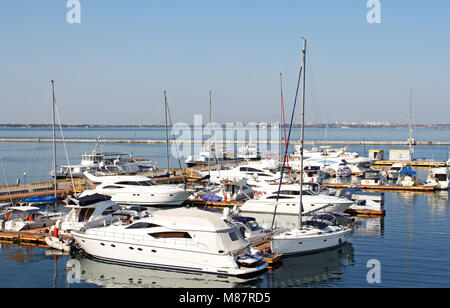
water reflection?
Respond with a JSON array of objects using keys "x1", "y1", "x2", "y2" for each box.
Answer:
[
  {"x1": 353, "y1": 216, "x2": 385, "y2": 237},
  {"x1": 266, "y1": 243, "x2": 355, "y2": 287},
  {"x1": 427, "y1": 191, "x2": 449, "y2": 215},
  {"x1": 75, "y1": 256, "x2": 264, "y2": 288}
]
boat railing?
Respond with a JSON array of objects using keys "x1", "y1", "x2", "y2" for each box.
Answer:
[{"x1": 86, "y1": 229, "x2": 209, "y2": 250}]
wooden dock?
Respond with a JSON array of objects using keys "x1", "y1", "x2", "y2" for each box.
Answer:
[
  {"x1": 373, "y1": 160, "x2": 446, "y2": 168},
  {"x1": 322, "y1": 183, "x2": 436, "y2": 192},
  {"x1": 0, "y1": 228, "x2": 51, "y2": 247}
]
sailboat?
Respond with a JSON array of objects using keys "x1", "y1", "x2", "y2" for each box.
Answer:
[
  {"x1": 397, "y1": 88, "x2": 421, "y2": 187},
  {"x1": 269, "y1": 39, "x2": 354, "y2": 256}
]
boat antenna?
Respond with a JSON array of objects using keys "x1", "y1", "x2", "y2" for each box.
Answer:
[
  {"x1": 51, "y1": 80, "x2": 58, "y2": 200},
  {"x1": 270, "y1": 40, "x2": 304, "y2": 230}
]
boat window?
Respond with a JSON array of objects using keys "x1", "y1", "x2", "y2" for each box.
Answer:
[
  {"x1": 101, "y1": 206, "x2": 117, "y2": 216},
  {"x1": 257, "y1": 173, "x2": 270, "y2": 177},
  {"x1": 126, "y1": 222, "x2": 161, "y2": 229},
  {"x1": 228, "y1": 231, "x2": 239, "y2": 241},
  {"x1": 149, "y1": 232, "x2": 192, "y2": 239},
  {"x1": 266, "y1": 196, "x2": 294, "y2": 199},
  {"x1": 116, "y1": 181, "x2": 155, "y2": 186},
  {"x1": 78, "y1": 208, "x2": 95, "y2": 222},
  {"x1": 246, "y1": 167, "x2": 263, "y2": 173},
  {"x1": 436, "y1": 174, "x2": 448, "y2": 181},
  {"x1": 102, "y1": 185, "x2": 125, "y2": 189}
]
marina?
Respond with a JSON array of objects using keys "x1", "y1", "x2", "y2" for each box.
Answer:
[
  {"x1": 1, "y1": 126, "x2": 449, "y2": 287},
  {"x1": 2, "y1": 1, "x2": 450, "y2": 291}
]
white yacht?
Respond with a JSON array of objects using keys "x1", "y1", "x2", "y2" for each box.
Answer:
[
  {"x1": 237, "y1": 144, "x2": 262, "y2": 161},
  {"x1": 191, "y1": 178, "x2": 253, "y2": 202},
  {"x1": 71, "y1": 207, "x2": 268, "y2": 277},
  {"x1": 205, "y1": 160, "x2": 294, "y2": 187},
  {"x1": 81, "y1": 172, "x2": 192, "y2": 206},
  {"x1": 270, "y1": 213, "x2": 354, "y2": 256},
  {"x1": 57, "y1": 194, "x2": 122, "y2": 232},
  {"x1": 51, "y1": 151, "x2": 142, "y2": 179},
  {"x1": 396, "y1": 168, "x2": 421, "y2": 187},
  {"x1": 387, "y1": 163, "x2": 406, "y2": 180},
  {"x1": 302, "y1": 166, "x2": 326, "y2": 183},
  {"x1": 1, "y1": 206, "x2": 62, "y2": 232},
  {"x1": 336, "y1": 165, "x2": 352, "y2": 177},
  {"x1": 360, "y1": 170, "x2": 386, "y2": 186},
  {"x1": 185, "y1": 144, "x2": 236, "y2": 167},
  {"x1": 425, "y1": 167, "x2": 449, "y2": 190},
  {"x1": 240, "y1": 184, "x2": 353, "y2": 216},
  {"x1": 270, "y1": 39, "x2": 354, "y2": 256}
]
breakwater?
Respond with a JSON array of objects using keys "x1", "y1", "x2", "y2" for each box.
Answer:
[{"x1": 1, "y1": 138, "x2": 450, "y2": 146}]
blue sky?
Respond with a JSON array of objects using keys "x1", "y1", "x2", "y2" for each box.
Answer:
[{"x1": 0, "y1": 1, "x2": 449, "y2": 125}]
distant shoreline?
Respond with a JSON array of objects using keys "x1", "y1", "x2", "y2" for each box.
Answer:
[
  {"x1": 1, "y1": 138, "x2": 449, "y2": 146},
  {"x1": 1, "y1": 124, "x2": 449, "y2": 129}
]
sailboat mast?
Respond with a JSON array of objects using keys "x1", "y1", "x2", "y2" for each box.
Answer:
[
  {"x1": 298, "y1": 38, "x2": 307, "y2": 229},
  {"x1": 409, "y1": 88, "x2": 413, "y2": 167},
  {"x1": 164, "y1": 91, "x2": 170, "y2": 184},
  {"x1": 51, "y1": 80, "x2": 57, "y2": 199},
  {"x1": 208, "y1": 91, "x2": 212, "y2": 178},
  {"x1": 279, "y1": 73, "x2": 283, "y2": 163}
]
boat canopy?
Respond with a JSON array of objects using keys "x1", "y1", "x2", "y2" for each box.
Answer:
[
  {"x1": 73, "y1": 194, "x2": 112, "y2": 207},
  {"x1": 21, "y1": 195, "x2": 57, "y2": 204},
  {"x1": 399, "y1": 168, "x2": 416, "y2": 175},
  {"x1": 232, "y1": 216, "x2": 256, "y2": 224}
]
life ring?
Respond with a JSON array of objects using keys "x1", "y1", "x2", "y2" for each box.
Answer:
[
  {"x1": 25, "y1": 215, "x2": 33, "y2": 222},
  {"x1": 4, "y1": 213, "x2": 10, "y2": 220},
  {"x1": 255, "y1": 191, "x2": 262, "y2": 200}
]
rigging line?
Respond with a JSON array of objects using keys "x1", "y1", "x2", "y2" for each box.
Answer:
[
  {"x1": 54, "y1": 103, "x2": 77, "y2": 196},
  {"x1": 280, "y1": 73, "x2": 290, "y2": 176},
  {"x1": 0, "y1": 154, "x2": 14, "y2": 205},
  {"x1": 165, "y1": 96, "x2": 186, "y2": 184},
  {"x1": 270, "y1": 64, "x2": 303, "y2": 231}
]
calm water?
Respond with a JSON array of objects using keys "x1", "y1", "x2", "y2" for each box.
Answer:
[{"x1": 0, "y1": 128, "x2": 449, "y2": 288}]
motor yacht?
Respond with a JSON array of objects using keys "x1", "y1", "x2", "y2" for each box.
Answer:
[
  {"x1": 205, "y1": 160, "x2": 294, "y2": 187},
  {"x1": 1, "y1": 206, "x2": 63, "y2": 232},
  {"x1": 387, "y1": 163, "x2": 406, "y2": 180},
  {"x1": 241, "y1": 184, "x2": 353, "y2": 216},
  {"x1": 51, "y1": 151, "x2": 142, "y2": 179},
  {"x1": 71, "y1": 207, "x2": 268, "y2": 277},
  {"x1": 425, "y1": 167, "x2": 449, "y2": 190},
  {"x1": 360, "y1": 170, "x2": 386, "y2": 186},
  {"x1": 81, "y1": 172, "x2": 192, "y2": 206},
  {"x1": 185, "y1": 144, "x2": 236, "y2": 167},
  {"x1": 56, "y1": 193, "x2": 122, "y2": 232},
  {"x1": 237, "y1": 144, "x2": 262, "y2": 161}
]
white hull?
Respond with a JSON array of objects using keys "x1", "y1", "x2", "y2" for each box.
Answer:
[
  {"x1": 240, "y1": 198, "x2": 352, "y2": 216},
  {"x1": 72, "y1": 231, "x2": 266, "y2": 277},
  {"x1": 103, "y1": 190, "x2": 192, "y2": 206},
  {"x1": 270, "y1": 227, "x2": 353, "y2": 256}
]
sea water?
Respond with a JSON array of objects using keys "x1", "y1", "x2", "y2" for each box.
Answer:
[{"x1": 0, "y1": 127, "x2": 449, "y2": 288}]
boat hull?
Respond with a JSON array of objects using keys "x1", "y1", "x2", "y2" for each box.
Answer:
[
  {"x1": 72, "y1": 232, "x2": 267, "y2": 277},
  {"x1": 270, "y1": 228, "x2": 353, "y2": 256}
]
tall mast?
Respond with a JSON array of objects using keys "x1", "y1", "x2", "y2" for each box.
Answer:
[
  {"x1": 298, "y1": 38, "x2": 307, "y2": 229},
  {"x1": 279, "y1": 73, "x2": 283, "y2": 163},
  {"x1": 164, "y1": 91, "x2": 170, "y2": 184},
  {"x1": 51, "y1": 80, "x2": 57, "y2": 199},
  {"x1": 208, "y1": 91, "x2": 212, "y2": 179},
  {"x1": 408, "y1": 88, "x2": 413, "y2": 168}
]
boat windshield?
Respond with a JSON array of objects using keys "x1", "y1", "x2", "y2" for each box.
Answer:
[{"x1": 115, "y1": 181, "x2": 156, "y2": 186}]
